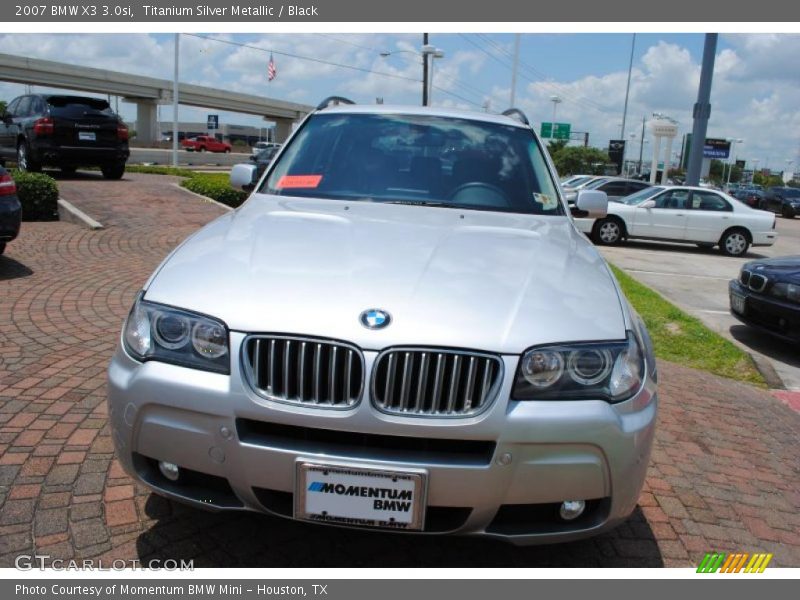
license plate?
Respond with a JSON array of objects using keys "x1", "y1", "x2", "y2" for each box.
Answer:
[
  {"x1": 295, "y1": 462, "x2": 427, "y2": 530},
  {"x1": 78, "y1": 131, "x2": 96, "y2": 141},
  {"x1": 730, "y1": 292, "x2": 746, "y2": 315}
]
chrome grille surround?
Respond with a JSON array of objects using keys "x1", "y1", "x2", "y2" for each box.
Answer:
[
  {"x1": 371, "y1": 347, "x2": 504, "y2": 418},
  {"x1": 242, "y1": 335, "x2": 364, "y2": 409}
]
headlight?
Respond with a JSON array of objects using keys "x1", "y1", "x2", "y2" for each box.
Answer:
[
  {"x1": 513, "y1": 332, "x2": 643, "y2": 402},
  {"x1": 123, "y1": 293, "x2": 230, "y2": 374},
  {"x1": 770, "y1": 282, "x2": 800, "y2": 304}
]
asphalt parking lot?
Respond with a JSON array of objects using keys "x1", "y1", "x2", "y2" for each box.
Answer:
[
  {"x1": 597, "y1": 217, "x2": 800, "y2": 391},
  {"x1": 0, "y1": 172, "x2": 798, "y2": 568}
]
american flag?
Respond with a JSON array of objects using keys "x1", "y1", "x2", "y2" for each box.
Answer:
[{"x1": 268, "y1": 53, "x2": 277, "y2": 82}]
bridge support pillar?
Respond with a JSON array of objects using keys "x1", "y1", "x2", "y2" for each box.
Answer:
[
  {"x1": 132, "y1": 99, "x2": 159, "y2": 145},
  {"x1": 273, "y1": 119, "x2": 294, "y2": 143}
]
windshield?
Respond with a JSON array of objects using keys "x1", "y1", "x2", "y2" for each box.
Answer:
[
  {"x1": 563, "y1": 175, "x2": 591, "y2": 187},
  {"x1": 261, "y1": 113, "x2": 564, "y2": 216},
  {"x1": 618, "y1": 186, "x2": 663, "y2": 205}
]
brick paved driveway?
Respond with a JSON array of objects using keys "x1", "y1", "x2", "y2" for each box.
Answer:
[{"x1": 1, "y1": 172, "x2": 798, "y2": 568}]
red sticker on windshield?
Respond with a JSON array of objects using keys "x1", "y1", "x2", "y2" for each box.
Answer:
[{"x1": 277, "y1": 175, "x2": 323, "y2": 189}]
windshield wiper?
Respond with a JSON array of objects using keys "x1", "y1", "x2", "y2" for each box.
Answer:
[{"x1": 382, "y1": 200, "x2": 452, "y2": 208}]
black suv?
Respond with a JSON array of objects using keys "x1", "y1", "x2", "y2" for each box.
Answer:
[
  {"x1": 0, "y1": 94, "x2": 129, "y2": 178},
  {"x1": 761, "y1": 186, "x2": 800, "y2": 219}
]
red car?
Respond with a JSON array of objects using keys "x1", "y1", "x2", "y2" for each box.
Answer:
[{"x1": 180, "y1": 135, "x2": 231, "y2": 153}]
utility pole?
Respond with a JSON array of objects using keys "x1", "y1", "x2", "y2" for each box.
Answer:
[
  {"x1": 686, "y1": 33, "x2": 718, "y2": 186},
  {"x1": 620, "y1": 33, "x2": 636, "y2": 139},
  {"x1": 510, "y1": 33, "x2": 520, "y2": 107},
  {"x1": 422, "y1": 33, "x2": 429, "y2": 107}
]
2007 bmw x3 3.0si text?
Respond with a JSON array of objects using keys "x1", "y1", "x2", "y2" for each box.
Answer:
[{"x1": 108, "y1": 99, "x2": 657, "y2": 545}]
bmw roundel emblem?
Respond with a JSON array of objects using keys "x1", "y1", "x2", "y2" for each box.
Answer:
[{"x1": 360, "y1": 309, "x2": 391, "y2": 330}]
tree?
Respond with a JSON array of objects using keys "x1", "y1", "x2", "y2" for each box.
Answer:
[
  {"x1": 550, "y1": 146, "x2": 611, "y2": 176},
  {"x1": 547, "y1": 139, "x2": 568, "y2": 154}
]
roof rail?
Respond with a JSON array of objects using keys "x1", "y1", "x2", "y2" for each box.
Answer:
[
  {"x1": 501, "y1": 108, "x2": 530, "y2": 126},
  {"x1": 316, "y1": 96, "x2": 356, "y2": 110}
]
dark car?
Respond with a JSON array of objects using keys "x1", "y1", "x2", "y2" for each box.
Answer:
[
  {"x1": 761, "y1": 186, "x2": 800, "y2": 218},
  {"x1": 248, "y1": 145, "x2": 280, "y2": 179},
  {"x1": 732, "y1": 187, "x2": 765, "y2": 208},
  {"x1": 0, "y1": 166, "x2": 21, "y2": 255},
  {"x1": 729, "y1": 257, "x2": 800, "y2": 344},
  {"x1": 0, "y1": 94, "x2": 129, "y2": 179}
]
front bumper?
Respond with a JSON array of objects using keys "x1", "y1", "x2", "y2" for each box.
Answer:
[
  {"x1": 729, "y1": 279, "x2": 800, "y2": 344},
  {"x1": 751, "y1": 230, "x2": 778, "y2": 247},
  {"x1": 108, "y1": 332, "x2": 657, "y2": 545}
]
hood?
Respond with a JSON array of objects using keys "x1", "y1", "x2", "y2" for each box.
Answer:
[
  {"x1": 745, "y1": 256, "x2": 800, "y2": 284},
  {"x1": 144, "y1": 194, "x2": 627, "y2": 353}
]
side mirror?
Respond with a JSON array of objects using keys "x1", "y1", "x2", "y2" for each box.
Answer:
[
  {"x1": 639, "y1": 199, "x2": 656, "y2": 209},
  {"x1": 230, "y1": 163, "x2": 258, "y2": 191},
  {"x1": 571, "y1": 190, "x2": 608, "y2": 219}
]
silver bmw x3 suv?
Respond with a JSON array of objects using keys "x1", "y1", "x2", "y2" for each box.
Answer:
[{"x1": 108, "y1": 98, "x2": 657, "y2": 545}]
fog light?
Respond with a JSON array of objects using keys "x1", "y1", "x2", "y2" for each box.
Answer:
[
  {"x1": 559, "y1": 500, "x2": 586, "y2": 521},
  {"x1": 158, "y1": 461, "x2": 180, "y2": 482}
]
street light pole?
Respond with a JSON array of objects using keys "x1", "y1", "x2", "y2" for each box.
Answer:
[
  {"x1": 172, "y1": 33, "x2": 179, "y2": 168},
  {"x1": 725, "y1": 138, "x2": 743, "y2": 189},
  {"x1": 686, "y1": 33, "x2": 718, "y2": 186}
]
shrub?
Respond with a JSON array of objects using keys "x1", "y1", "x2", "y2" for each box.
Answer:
[
  {"x1": 12, "y1": 170, "x2": 59, "y2": 221},
  {"x1": 125, "y1": 165, "x2": 197, "y2": 177},
  {"x1": 180, "y1": 173, "x2": 248, "y2": 208}
]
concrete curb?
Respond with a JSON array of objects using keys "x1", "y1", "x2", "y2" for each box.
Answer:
[
  {"x1": 747, "y1": 352, "x2": 786, "y2": 390},
  {"x1": 170, "y1": 182, "x2": 235, "y2": 212},
  {"x1": 57, "y1": 198, "x2": 103, "y2": 230}
]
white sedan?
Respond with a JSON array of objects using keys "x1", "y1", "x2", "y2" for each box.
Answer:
[{"x1": 574, "y1": 185, "x2": 778, "y2": 256}]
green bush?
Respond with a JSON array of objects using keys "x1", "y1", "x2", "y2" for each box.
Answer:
[
  {"x1": 125, "y1": 165, "x2": 198, "y2": 177},
  {"x1": 12, "y1": 170, "x2": 59, "y2": 221},
  {"x1": 180, "y1": 173, "x2": 248, "y2": 208}
]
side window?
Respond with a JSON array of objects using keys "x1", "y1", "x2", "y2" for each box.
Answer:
[
  {"x1": 5, "y1": 98, "x2": 20, "y2": 117},
  {"x1": 692, "y1": 191, "x2": 731, "y2": 212},
  {"x1": 653, "y1": 189, "x2": 689, "y2": 209},
  {"x1": 600, "y1": 182, "x2": 628, "y2": 196},
  {"x1": 31, "y1": 97, "x2": 46, "y2": 116},
  {"x1": 15, "y1": 96, "x2": 32, "y2": 118}
]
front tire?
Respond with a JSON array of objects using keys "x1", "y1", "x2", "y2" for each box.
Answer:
[
  {"x1": 782, "y1": 205, "x2": 795, "y2": 219},
  {"x1": 719, "y1": 229, "x2": 750, "y2": 257},
  {"x1": 101, "y1": 163, "x2": 125, "y2": 180},
  {"x1": 592, "y1": 218, "x2": 624, "y2": 245},
  {"x1": 17, "y1": 142, "x2": 41, "y2": 172}
]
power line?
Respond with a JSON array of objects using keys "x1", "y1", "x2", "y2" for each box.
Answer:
[
  {"x1": 461, "y1": 33, "x2": 607, "y2": 115},
  {"x1": 185, "y1": 33, "x2": 486, "y2": 108}
]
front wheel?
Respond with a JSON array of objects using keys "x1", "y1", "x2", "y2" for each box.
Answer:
[
  {"x1": 101, "y1": 163, "x2": 125, "y2": 180},
  {"x1": 592, "y1": 218, "x2": 624, "y2": 245},
  {"x1": 782, "y1": 205, "x2": 795, "y2": 219},
  {"x1": 719, "y1": 229, "x2": 750, "y2": 257}
]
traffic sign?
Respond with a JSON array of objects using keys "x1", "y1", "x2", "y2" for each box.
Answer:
[
  {"x1": 207, "y1": 114, "x2": 219, "y2": 130},
  {"x1": 540, "y1": 122, "x2": 571, "y2": 140}
]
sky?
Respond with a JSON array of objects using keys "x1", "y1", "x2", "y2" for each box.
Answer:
[{"x1": 0, "y1": 32, "x2": 798, "y2": 171}]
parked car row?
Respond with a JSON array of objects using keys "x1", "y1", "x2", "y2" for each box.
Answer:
[{"x1": 0, "y1": 94, "x2": 129, "y2": 178}]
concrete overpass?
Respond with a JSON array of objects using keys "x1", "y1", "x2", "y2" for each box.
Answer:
[{"x1": 0, "y1": 52, "x2": 313, "y2": 143}]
